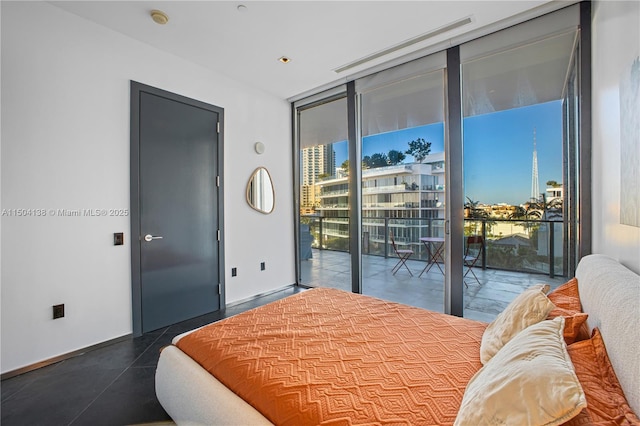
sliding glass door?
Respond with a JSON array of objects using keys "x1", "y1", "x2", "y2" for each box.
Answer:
[
  {"x1": 297, "y1": 93, "x2": 351, "y2": 290},
  {"x1": 563, "y1": 44, "x2": 581, "y2": 278},
  {"x1": 356, "y1": 58, "x2": 447, "y2": 312},
  {"x1": 460, "y1": 13, "x2": 580, "y2": 320}
]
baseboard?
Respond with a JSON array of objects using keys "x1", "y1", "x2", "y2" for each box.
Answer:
[
  {"x1": 1, "y1": 334, "x2": 133, "y2": 380},
  {"x1": 225, "y1": 283, "x2": 299, "y2": 308},
  {"x1": 2, "y1": 286, "x2": 302, "y2": 380}
]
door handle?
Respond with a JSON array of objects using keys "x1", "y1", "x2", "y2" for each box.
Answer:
[{"x1": 144, "y1": 234, "x2": 164, "y2": 242}]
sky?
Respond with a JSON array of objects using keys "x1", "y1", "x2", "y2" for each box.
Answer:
[{"x1": 332, "y1": 100, "x2": 562, "y2": 206}]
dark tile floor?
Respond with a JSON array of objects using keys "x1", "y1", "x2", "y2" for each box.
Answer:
[
  {"x1": 1, "y1": 259, "x2": 565, "y2": 425},
  {"x1": 1, "y1": 286, "x2": 304, "y2": 426}
]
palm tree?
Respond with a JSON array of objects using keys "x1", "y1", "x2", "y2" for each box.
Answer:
[
  {"x1": 464, "y1": 197, "x2": 491, "y2": 235},
  {"x1": 464, "y1": 197, "x2": 488, "y2": 219},
  {"x1": 510, "y1": 203, "x2": 540, "y2": 237},
  {"x1": 545, "y1": 196, "x2": 563, "y2": 213},
  {"x1": 523, "y1": 201, "x2": 543, "y2": 219},
  {"x1": 508, "y1": 206, "x2": 528, "y2": 220}
]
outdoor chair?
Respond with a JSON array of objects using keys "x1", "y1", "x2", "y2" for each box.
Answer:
[
  {"x1": 463, "y1": 235, "x2": 484, "y2": 286},
  {"x1": 390, "y1": 230, "x2": 414, "y2": 276}
]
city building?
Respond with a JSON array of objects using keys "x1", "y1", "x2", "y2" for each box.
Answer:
[
  {"x1": 301, "y1": 144, "x2": 336, "y2": 213},
  {"x1": 538, "y1": 184, "x2": 565, "y2": 258},
  {"x1": 312, "y1": 153, "x2": 445, "y2": 254}
]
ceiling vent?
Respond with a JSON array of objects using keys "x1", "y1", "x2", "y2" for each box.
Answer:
[{"x1": 333, "y1": 16, "x2": 473, "y2": 73}]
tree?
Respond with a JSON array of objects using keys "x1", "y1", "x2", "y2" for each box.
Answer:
[
  {"x1": 546, "y1": 180, "x2": 561, "y2": 188},
  {"x1": 363, "y1": 153, "x2": 389, "y2": 168},
  {"x1": 523, "y1": 200, "x2": 544, "y2": 220},
  {"x1": 509, "y1": 203, "x2": 541, "y2": 236},
  {"x1": 464, "y1": 197, "x2": 489, "y2": 220},
  {"x1": 546, "y1": 196, "x2": 563, "y2": 212},
  {"x1": 405, "y1": 138, "x2": 431, "y2": 163},
  {"x1": 370, "y1": 153, "x2": 389, "y2": 167},
  {"x1": 388, "y1": 149, "x2": 406, "y2": 165},
  {"x1": 464, "y1": 197, "x2": 491, "y2": 235},
  {"x1": 341, "y1": 160, "x2": 349, "y2": 177},
  {"x1": 508, "y1": 206, "x2": 528, "y2": 220},
  {"x1": 534, "y1": 194, "x2": 563, "y2": 221}
]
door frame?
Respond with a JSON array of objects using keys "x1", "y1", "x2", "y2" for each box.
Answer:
[{"x1": 129, "y1": 81, "x2": 225, "y2": 337}]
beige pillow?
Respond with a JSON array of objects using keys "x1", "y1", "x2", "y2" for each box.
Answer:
[
  {"x1": 455, "y1": 317, "x2": 586, "y2": 426},
  {"x1": 480, "y1": 284, "x2": 555, "y2": 364}
]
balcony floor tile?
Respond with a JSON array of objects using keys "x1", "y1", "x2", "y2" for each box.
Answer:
[{"x1": 301, "y1": 249, "x2": 565, "y2": 322}]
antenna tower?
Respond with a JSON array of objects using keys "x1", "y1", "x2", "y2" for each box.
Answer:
[{"x1": 531, "y1": 128, "x2": 540, "y2": 202}]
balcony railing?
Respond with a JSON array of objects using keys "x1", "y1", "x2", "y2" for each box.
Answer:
[{"x1": 300, "y1": 216, "x2": 566, "y2": 277}]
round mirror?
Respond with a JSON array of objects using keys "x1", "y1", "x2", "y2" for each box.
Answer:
[{"x1": 246, "y1": 167, "x2": 275, "y2": 214}]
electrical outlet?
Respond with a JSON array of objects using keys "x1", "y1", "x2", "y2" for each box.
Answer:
[
  {"x1": 260, "y1": 262, "x2": 265, "y2": 271},
  {"x1": 231, "y1": 267, "x2": 237, "y2": 277},
  {"x1": 53, "y1": 304, "x2": 65, "y2": 319}
]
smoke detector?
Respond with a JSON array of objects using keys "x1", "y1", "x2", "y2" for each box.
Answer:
[{"x1": 150, "y1": 10, "x2": 169, "y2": 25}]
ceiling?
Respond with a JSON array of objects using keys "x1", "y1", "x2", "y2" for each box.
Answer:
[{"x1": 50, "y1": 1, "x2": 567, "y2": 100}]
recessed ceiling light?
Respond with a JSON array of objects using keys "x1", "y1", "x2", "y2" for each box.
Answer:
[
  {"x1": 150, "y1": 9, "x2": 169, "y2": 25},
  {"x1": 278, "y1": 56, "x2": 292, "y2": 64}
]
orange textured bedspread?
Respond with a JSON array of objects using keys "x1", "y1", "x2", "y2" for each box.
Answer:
[{"x1": 176, "y1": 287, "x2": 487, "y2": 425}]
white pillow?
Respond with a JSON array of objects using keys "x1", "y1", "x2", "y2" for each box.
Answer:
[
  {"x1": 455, "y1": 316, "x2": 586, "y2": 426},
  {"x1": 480, "y1": 284, "x2": 555, "y2": 364}
]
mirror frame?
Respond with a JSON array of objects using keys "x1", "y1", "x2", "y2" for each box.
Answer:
[{"x1": 246, "y1": 166, "x2": 275, "y2": 214}]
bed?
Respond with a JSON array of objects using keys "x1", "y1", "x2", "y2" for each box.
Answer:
[{"x1": 156, "y1": 254, "x2": 640, "y2": 425}]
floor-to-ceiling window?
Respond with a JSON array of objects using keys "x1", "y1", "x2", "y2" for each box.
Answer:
[
  {"x1": 563, "y1": 43, "x2": 581, "y2": 277},
  {"x1": 296, "y1": 91, "x2": 351, "y2": 289},
  {"x1": 356, "y1": 55, "x2": 447, "y2": 312},
  {"x1": 459, "y1": 7, "x2": 581, "y2": 320},
  {"x1": 293, "y1": 4, "x2": 587, "y2": 321}
]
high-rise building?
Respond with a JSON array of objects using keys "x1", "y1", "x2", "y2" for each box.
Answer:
[
  {"x1": 301, "y1": 144, "x2": 336, "y2": 211},
  {"x1": 301, "y1": 144, "x2": 335, "y2": 186}
]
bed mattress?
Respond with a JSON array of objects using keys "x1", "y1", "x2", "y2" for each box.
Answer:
[{"x1": 175, "y1": 287, "x2": 487, "y2": 425}]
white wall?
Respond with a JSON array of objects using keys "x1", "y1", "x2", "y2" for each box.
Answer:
[
  {"x1": 591, "y1": 1, "x2": 640, "y2": 274},
  {"x1": 1, "y1": 1, "x2": 295, "y2": 374}
]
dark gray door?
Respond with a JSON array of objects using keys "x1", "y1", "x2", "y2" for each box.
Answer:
[{"x1": 131, "y1": 82, "x2": 222, "y2": 334}]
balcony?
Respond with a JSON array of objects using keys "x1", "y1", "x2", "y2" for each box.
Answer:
[
  {"x1": 300, "y1": 248, "x2": 565, "y2": 323},
  {"x1": 299, "y1": 216, "x2": 567, "y2": 322}
]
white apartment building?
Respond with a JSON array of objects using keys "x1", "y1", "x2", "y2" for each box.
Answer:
[{"x1": 312, "y1": 152, "x2": 446, "y2": 256}]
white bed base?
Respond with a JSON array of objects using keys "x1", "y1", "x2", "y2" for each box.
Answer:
[
  {"x1": 156, "y1": 344, "x2": 273, "y2": 425},
  {"x1": 155, "y1": 254, "x2": 640, "y2": 424}
]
